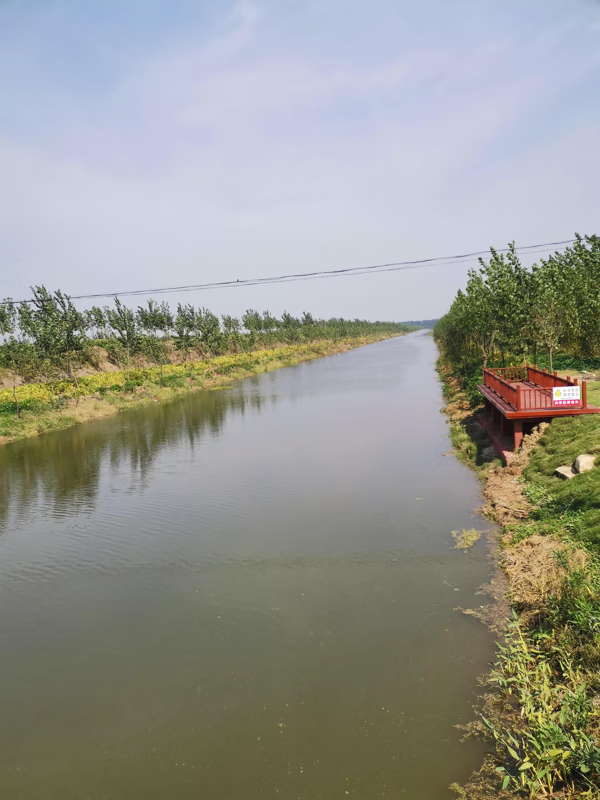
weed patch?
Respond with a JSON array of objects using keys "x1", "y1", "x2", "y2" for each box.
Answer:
[{"x1": 453, "y1": 529, "x2": 482, "y2": 550}]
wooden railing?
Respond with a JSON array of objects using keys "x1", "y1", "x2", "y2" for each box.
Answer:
[
  {"x1": 483, "y1": 369, "x2": 519, "y2": 409},
  {"x1": 518, "y1": 386, "x2": 554, "y2": 411},
  {"x1": 482, "y1": 365, "x2": 587, "y2": 411},
  {"x1": 487, "y1": 366, "x2": 528, "y2": 382},
  {"x1": 526, "y1": 365, "x2": 573, "y2": 389}
]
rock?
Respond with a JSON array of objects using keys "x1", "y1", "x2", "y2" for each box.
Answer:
[
  {"x1": 555, "y1": 465, "x2": 575, "y2": 480},
  {"x1": 574, "y1": 454, "x2": 596, "y2": 474}
]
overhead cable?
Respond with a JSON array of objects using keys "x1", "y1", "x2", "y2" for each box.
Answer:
[{"x1": 2, "y1": 238, "x2": 575, "y2": 305}]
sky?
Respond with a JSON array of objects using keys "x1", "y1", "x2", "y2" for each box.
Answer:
[{"x1": 1, "y1": 0, "x2": 600, "y2": 321}]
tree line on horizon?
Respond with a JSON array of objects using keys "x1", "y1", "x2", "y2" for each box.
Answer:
[
  {"x1": 434, "y1": 234, "x2": 600, "y2": 379},
  {"x1": 0, "y1": 287, "x2": 411, "y2": 386}
]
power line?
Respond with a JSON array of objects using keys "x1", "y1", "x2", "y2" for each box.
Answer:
[{"x1": 2, "y1": 238, "x2": 575, "y2": 305}]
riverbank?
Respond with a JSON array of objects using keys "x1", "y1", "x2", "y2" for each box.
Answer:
[
  {"x1": 439, "y1": 357, "x2": 600, "y2": 798},
  {"x1": 0, "y1": 335, "x2": 398, "y2": 447}
]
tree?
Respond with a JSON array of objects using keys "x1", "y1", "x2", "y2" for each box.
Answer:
[
  {"x1": 174, "y1": 304, "x2": 197, "y2": 354},
  {"x1": 86, "y1": 306, "x2": 107, "y2": 340},
  {"x1": 195, "y1": 308, "x2": 222, "y2": 354},
  {"x1": 222, "y1": 315, "x2": 240, "y2": 336},
  {"x1": 529, "y1": 257, "x2": 570, "y2": 372},
  {"x1": 242, "y1": 309, "x2": 262, "y2": 335},
  {"x1": 18, "y1": 286, "x2": 89, "y2": 379},
  {"x1": 0, "y1": 283, "x2": 427, "y2": 401},
  {"x1": 261, "y1": 311, "x2": 278, "y2": 345},
  {"x1": 463, "y1": 271, "x2": 497, "y2": 367},
  {"x1": 0, "y1": 301, "x2": 21, "y2": 417},
  {"x1": 104, "y1": 298, "x2": 140, "y2": 372},
  {"x1": 137, "y1": 299, "x2": 173, "y2": 339},
  {"x1": 434, "y1": 236, "x2": 600, "y2": 380},
  {"x1": 222, "y1": 315, "x2": 241, "y2": 351},
  {"x1": 279, "y1": 311, "x2": 301, "y2": 342},
  {"x1": 137, "y1": 299, "x2": 173, "y2": 383},
  {"x1": 0, "y1": 299, "x2": 15, "y2": 339},
  {"x1": 564, "y1": 234, "x2": 600, "y2": 357}
]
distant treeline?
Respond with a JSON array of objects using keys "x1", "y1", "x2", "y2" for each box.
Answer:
[
  {"x1": 0, "y1": 287, "x2": 411, "y2": 384},
  {"x1": 401, "y1": 318, "x2": 439, "y2": 328},
  {"x1": 434, "y1": 234, "x2": 600, "y2": 377}
]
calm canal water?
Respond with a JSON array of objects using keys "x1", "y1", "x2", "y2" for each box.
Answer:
[{"x1": 0, "y1": 331, "x2": 494, "y2": 799}]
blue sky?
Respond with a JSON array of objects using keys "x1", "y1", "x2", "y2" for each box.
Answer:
[{"x1": 1, "y1": 0, "x2": 600, "y2": 320}]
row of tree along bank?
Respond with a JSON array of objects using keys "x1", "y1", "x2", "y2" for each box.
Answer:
[
  {"x1": 0, "y1": 287, "x2": 412, "y2": 389},
  {"x1": 434, "y1": 234, "x2": 600, "y2": 405},
  {"x1": 434, "y1": 235, "x2": 600, "y2": 798},
  {"x1": 1, "y1": 339, "x2": 398, "y2": 445},
  {"x1": 0, "y1": 288, "x2": 413, "y2": 444}
]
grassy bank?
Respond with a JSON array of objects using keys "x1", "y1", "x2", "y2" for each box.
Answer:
[
  {"x1": 0, "y1": 335, "x2": 397, "y2": 447},
  {"x1": 439, "y1": 357, "x2": 600, "y2": 799}
]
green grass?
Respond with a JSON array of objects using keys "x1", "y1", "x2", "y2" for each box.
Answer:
[
  {"x1": 586, "y1": 380, "x2": 600, "y2": 407},
  {"x1": 496, "y1": 409, "x2": 600, "y2": 796},
  {"x1": 439, "y1": 356, "x2": 600, "y2": 797},
  {"x1": 522, "y1": 410, "x2": 600, "y2": 545}
]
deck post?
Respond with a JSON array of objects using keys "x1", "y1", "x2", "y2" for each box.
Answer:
[
  {"x1": 513, "y1": 420, "x2": 523, "y2": 450},
  {"x1": 516, "y1": 385, "x2": 521, "y2": 411},
  {"x1": 583, "y1": 381, "x2": 587, "y2": 409}
]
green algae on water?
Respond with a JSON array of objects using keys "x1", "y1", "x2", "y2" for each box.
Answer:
[{"x1": 452, "y1": 528, "x2": 481, "y2": 550}]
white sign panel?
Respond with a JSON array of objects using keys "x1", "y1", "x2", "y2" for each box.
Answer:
[{"x1": 552, "y1": 386, "x2": 581, "y2": 407}]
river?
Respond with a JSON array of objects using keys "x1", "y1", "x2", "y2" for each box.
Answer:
[{"x1": 0, "y1": 331, "x2": 494, "y2": 799}]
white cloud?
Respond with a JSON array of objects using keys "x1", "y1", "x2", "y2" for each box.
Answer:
[{"x1": 1, "y1": 0, "x2": 600, "y2": 319}]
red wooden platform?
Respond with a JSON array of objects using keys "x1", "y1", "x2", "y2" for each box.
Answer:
[{"x1": 478, "y1": 364, "x2": 600, "y2": 454}]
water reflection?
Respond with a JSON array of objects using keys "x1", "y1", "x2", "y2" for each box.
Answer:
[{"x1": 0, "y1": 388, "x2": 270, "y2": 531}]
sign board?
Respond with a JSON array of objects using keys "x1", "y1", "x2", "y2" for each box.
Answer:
[{"x1": 552, "y1": 386, "x2": 580, "y2": 407}]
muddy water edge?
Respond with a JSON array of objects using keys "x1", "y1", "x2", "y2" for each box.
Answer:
[{"x1": 0, "y1": 330, "x2": 495, "y2": 800}]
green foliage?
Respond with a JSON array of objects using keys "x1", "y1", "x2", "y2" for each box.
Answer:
[
  {"x1": 0, "y1": 290, "x2": 413, "y2": 404},
  {"x1": 484, "y1": 615, "x2": 600, "y2": 796},
  {"x1": 86, "y1": 306, "x2": 107, "y2": 339},
  {"x1": 533, "y1": 352, "x2": 600, "y2": 373},
  {"x1": 434, "y1": 234, "x2": 600, "y2": 378},
  {"x1": 173, "y1": 303, "x2": 197, "y2": 352},
  {"x1": 521, "y1": 482, "x2": 552, "y2": 508},
  {"x1": 484, "y1": 536, "x2": 600, "y2": 795},
  {"x1": 0, "y1": 299, "x2": 15, "y2": 336},
  {"x1": 17, "y1": 286, "x2": 90, "y2": 375},
  {"x1": 161, "y1": 373, "x2": 187, "y2": 388},
  {"x1": 104, "y1": 297, "x2": 140, "y2": 353}
]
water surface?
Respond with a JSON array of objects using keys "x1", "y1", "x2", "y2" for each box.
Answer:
[{"x1": 0, "y1": 331, "x2": 494, "y2": 799}]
